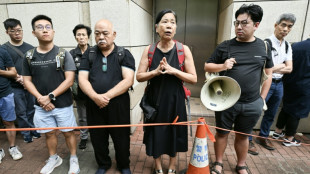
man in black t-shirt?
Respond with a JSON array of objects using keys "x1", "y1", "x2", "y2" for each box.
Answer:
[
  {"x1": 205, "y1": 4, "x2": 273, "y2": 174},
  {"x1": 69, "y1": 24, "x2": 91, "y2": 150},
  {"x1": 2, "y1": 18, "x2": 39, "y2": 143},
  {"x1": 79, "y1": 19, "x2": 135, "y2": 174},
  {"x1": 22, "y1": 15, "x2": 79, "y2": 174},
  {"x1": 0, "y1": 47, "x2": 23, "y2": 163}
]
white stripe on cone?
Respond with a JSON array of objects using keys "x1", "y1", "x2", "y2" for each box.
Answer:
[{"x1": 189, "y1": 137, "x2": 209, "y2": 168}]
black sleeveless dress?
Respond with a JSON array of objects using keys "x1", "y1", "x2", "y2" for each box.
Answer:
[{"x1": 143, "y1": 45, "x2": 188, "y2": 158}]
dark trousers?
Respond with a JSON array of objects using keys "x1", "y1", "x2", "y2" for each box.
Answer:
[
  {"x1": 276, "y1": 109, "x2": 300, "y2": 136},
  {"x1": 86, "y1": 93, "x2": 130, "y2": 170}
]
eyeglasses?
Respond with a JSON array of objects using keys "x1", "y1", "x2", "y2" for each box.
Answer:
[
  {"x1": 8, "y1": 29, "x2": 23, "y2": 34},
  {"x1": 102, "y1": 57, "x2": 107, "y2": 72},
  {"x1": 233, "y1": 19, "x2": 252, "y2": 27},
  {"x1": 279, "y1": 23, "x2": 293, "y2": 29},
  {"x1": 35, "y1": 24, "x2": 52, "y2": 31}
]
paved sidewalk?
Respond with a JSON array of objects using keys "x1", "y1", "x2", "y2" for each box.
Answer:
[{"x1": 0, "y1": 97, "x2": 310, "y2": 173}]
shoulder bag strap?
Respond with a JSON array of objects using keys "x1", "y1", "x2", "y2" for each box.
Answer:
[{"x1": 4, "y1": 42, "x2": 25, "y2": 58}]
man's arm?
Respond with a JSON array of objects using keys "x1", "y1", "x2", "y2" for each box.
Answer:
[
  {"x1": 104, "y1": 67, "x2": 134, "y2": 99},
  {"x1": 260, "y1": 68, "x2": 273, "y2": 99},
  {"x1": 79, "y1": 71, "x2": 109, "y2": 108},
  {"x1": 272, "y1": 60, "x2": 293, "y2": 74},
  {"x1": 204, "y1": 58, "x2": 236, "y2": 73},
  {"x1": 24, "y1": 75, "x2": 55, "y2": 111},
  {"x1": 0, "y1": 67, "x2": 17, "y2": 79},
  {"x1": 37, "y1": 71, "x2": 75, "y2": 106}
]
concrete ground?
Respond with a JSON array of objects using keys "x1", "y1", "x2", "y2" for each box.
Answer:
[{"x1": 0, "y1": 97, "x2": 310, "y2": 174}]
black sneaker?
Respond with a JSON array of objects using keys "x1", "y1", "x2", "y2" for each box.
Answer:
[
  {"x1": 31, "y1": 131, "x2": 41, "y2": 139},
  {"x1": 24, "y1": 136, "x2": 33, "y2": 143},
  {"x1": 79, "y1": 139, "x2": 87, "y2": 149},
  {"x1": 283, "y1": 138, "x2": 301, "y2": 147},
  {"x1": 272, "y1": 132, "x2": 285, "y2": 139}
]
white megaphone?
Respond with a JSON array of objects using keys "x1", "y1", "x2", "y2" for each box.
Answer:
[{"x1": 200, "y1": 72, "x2": 241, "y2": 111}]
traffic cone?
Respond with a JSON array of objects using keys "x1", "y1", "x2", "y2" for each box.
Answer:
[{"x1": 186, "y1": 117, "x2": 215, "y2": 174}]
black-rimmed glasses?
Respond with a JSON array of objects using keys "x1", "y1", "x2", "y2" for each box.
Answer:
[
  {"x1": 9, "y1": 29, "x2": 23, "y2": 34},
  {"x1": 35, "y1": 24, "x2": 52, "y2": 31},
  {"x1": 102, "y1": 57, "x2": 107, "y2": 72},
  {"x1": 233, "y1": 19, "x2": 252, "y2": 27}
]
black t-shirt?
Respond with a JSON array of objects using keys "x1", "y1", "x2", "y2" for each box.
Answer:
[
  {"x1": 207, "y1": 37, "x2": 273, "y2": 103},
  {"x1": 79, "y1": 44, "x2": 135, "y2": 94},
  {"x1": 1, "y1": 42, "x2": 34, "y2": 88},
  {"x1": 0, "y1": 47, "x2": 14, "y2": 98},
  {"x1": 69, "y1": 45, "x2": 89, "y2": 100},
  {"x1": 22, "y1": 45, "x2": 76, "y2": 108}
]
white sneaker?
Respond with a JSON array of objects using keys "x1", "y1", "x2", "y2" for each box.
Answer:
[
  {"x1": 8, "y1": 146, "x2": 23, "y2": 160},
  {"x1": 40, "y1": 155, "x2": 63, "y2": 174},
  {"x1": 68, "y1": 157, "x2": 80, "y2": 174},
  {"x1": 0, "y1": 149, "x2": 5, "y2": 163}
]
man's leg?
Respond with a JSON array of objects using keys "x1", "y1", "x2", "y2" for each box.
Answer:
[
  {"x1": 235, "y1": 134, "x2": 248, "y2": 166},
  {"x1": 12, "y1": 88, "x2": 32, "y2": 142},
  {"x1": 62, "y1": 131, "x2": 77, "y2": 155},
  {"x1": 212, "y1": 132, "x2": 229, "y2": 173},
  {"x1": 3, "y1": 121, "x2": 16, "y2": 147},
  {"x1": 76, "y1": 100, "x2": 88, "y2": 149},
  {"x1": 45, "y1": 131, "x2": 58, "y2": 156}
]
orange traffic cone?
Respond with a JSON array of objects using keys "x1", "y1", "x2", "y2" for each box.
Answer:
[{"x1": 186, "y1": 117, "x2": 215, "y2": 174}]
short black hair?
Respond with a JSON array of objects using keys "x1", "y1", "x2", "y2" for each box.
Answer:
[
  {"x1": 3, "y1": 18, "x2": 22, "y2": 30},
  {"x1": 155, "y1": 9, "x2": 177, "y2": 25},
  {"x1": 31, "y1": 15, "x2": 53, "y2": 31},
  {"x1": 72, "y1": 24, "x2": 92, "y2": 37},
  {"x1": 235, "y1": 4, "x2": 263, "y2": 23}
]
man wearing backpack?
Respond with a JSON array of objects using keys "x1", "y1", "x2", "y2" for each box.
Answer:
[
  {"x1": 79, "y1": 19, "x2": 135, "y2": 174},
  {"x1": 2, "y1": 18, "x2": 40, "y2": 144},
  {"x1": 254, "y1": 13, "x2": 296, "y2": 152},
  {"x1": 69, "y1": 24, "x2": 92, "y2": 150},
  {"x1": 22, "y1": 15, "x2": 80, "y2": 174}
]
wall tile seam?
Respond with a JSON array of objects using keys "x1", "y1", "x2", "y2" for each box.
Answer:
[{"x1": 1, "y1": 1, "x2": 80, "y2": 5}]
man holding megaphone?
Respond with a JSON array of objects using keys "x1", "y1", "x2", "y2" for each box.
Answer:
[{"x1": 204, "y1": 4, "x2": 274, "y2": 174}]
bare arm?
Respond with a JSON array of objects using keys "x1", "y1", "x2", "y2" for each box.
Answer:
[
  {"x1": 260, "y1": 68, "x2": 273, "y2": 99},
  {"x1": 273, "y1": 60, "x2": 292, "y2": 74},
  {"x1": 204, "y1": 58, "x2": 236, "y2": 73},
  {"x1": 23, "y1": 75, "x2": 55, "y2": 111},
  {"x1": 79, "y1": 71, "x2": 109, "y2": 108},
  {"x1": 105, "y1": 67, "x2": 134, "y2": 99},
  {"x1": 136, "y1": 45, "x2": 162, "y2": 82},
  {"x1": 0, "y1": 67, "x2": 17, "y2": 79}
]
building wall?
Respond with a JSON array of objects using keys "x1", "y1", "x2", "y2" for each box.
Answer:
[{"x1": 0, "y1": 0, "x2": 153, "y2": 132}]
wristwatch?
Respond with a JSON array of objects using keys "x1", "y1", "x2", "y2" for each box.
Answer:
[{"x1": 48, "y1": 92, "x2": 56, "y2": 101}]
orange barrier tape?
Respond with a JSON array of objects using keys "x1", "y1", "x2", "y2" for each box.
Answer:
[{"x1": 1, "y1": 118, "x2": 309, "y2": 146}]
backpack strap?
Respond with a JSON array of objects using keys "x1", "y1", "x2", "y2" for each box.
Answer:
[
  {"x1": 117, "y1": 46, "x2": 125, "y2": 64},
  {"x1": 25, "y1": 48, "x2": 35, "y2": 66},
  {"x1": 88, "y1": 46, "x2": 97, "y2": 68},
  {"x1": 264, "y1": 38, "x2": 276, "y2": 52},
  {"x1": 56, "y1": 48, "x2": 66, "y2": 71},
  {"x1": 285, "y1": 40, "x2": 289, "y2": 54},
  {"x1": 174, "y1": 40, "x2": 185, "y2": 71},
  {"x1": 4, "y1": 42, "x2": 25, "y2": 58},
  {"x1": 147, "y1": 42, "x2": 158, "y2": 68}
]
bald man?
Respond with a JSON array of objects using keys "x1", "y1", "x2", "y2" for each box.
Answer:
[{"x1": 79, "y1": 19, "x2": 135, "y2": 174}]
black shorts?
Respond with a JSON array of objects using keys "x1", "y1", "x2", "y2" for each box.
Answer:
[{"x1": 215, "y1": 97, "x2": 264, "y2": 135}]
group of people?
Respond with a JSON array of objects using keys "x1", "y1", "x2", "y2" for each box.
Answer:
[{"x1": 0, "y1": 3, "x2": 309, "y2": 174}]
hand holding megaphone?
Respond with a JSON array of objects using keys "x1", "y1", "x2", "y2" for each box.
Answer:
[{"x1": 223, "y1": 58, "x2": 237, "y2": 70}]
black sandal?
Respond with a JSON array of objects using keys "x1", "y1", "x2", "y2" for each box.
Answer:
[
  {"x1": 153, "y1": 169, "x2": 163, "y2": 174},
  {"x1": 235, "y1": 165, "x2": 251, "y2": 174},
  {"x1": 168, "y1": 169, "x2": 176, "y2": 173},
  {"x1": 211, "y1": 162, "x2": 223, "y2": 174}
]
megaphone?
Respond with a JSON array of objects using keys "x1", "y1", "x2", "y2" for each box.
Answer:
[{"x1": 200, "y1": 72, "x2": 241, "y2": 111}]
